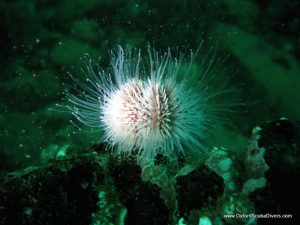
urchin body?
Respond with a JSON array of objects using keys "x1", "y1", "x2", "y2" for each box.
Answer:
[{"x1": 67, "y1": 46, "x2": 229, "y2": 164}]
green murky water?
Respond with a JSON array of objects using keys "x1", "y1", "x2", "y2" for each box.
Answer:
[{"x1": 0, "y1": 1, "x2": 299, "y2": 224}]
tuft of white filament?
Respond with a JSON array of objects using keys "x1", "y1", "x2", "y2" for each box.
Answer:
[{"x1": 67, "y1": 45, "x2": 232, "y2": 165}]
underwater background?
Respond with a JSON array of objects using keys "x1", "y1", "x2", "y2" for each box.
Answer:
[{"x1": 0, "y1": 0, "x2": 299, "y2": 225}]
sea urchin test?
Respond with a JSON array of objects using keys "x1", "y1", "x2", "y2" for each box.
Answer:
[{"x1": 66, "y1": 45, "x2": 232, "y2": 164}]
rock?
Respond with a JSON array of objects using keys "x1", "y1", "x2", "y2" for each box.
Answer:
[
  {"x1": 248, "y1": 118, "x2": 300, "y2": 219},
  {"x1": 0, "y1": 153, "x2": 106, "y2": 225}
]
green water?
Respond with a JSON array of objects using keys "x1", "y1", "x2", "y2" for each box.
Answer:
[{"x1": 1, "y1": 0, "x2": 299, "y2": 168}]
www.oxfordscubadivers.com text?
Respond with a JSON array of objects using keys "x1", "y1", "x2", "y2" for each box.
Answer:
[{"x1": 223, "y1": 213, "x2": 293, "y2": 219}]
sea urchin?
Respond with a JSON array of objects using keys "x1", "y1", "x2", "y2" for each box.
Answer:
[{"x1": 66, "y1": 45, "x2": 233, "y2": 164}]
